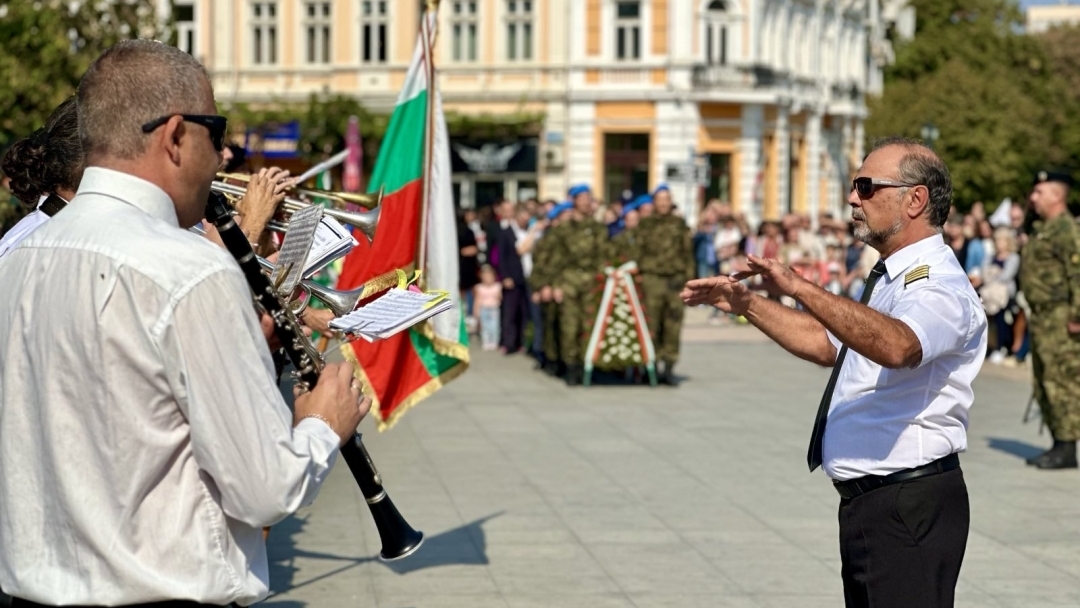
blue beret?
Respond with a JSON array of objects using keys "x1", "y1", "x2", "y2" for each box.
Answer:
[
  {"x1": 652, "y1": 183, "x2": 670, "y2": 196},
  {"x1": 568, "y1": 183, "x2": 591, "y2": 198},
  {"x1": 622, "y1": 194, "x2": 653, "y2": 215},
  {"x1": 546, "y1": 201, "x2": 573, "y2": 220}
]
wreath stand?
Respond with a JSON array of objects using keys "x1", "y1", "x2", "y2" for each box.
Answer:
[{"x1": 583, "y1": 261, "x2": 657, "y2": 387}]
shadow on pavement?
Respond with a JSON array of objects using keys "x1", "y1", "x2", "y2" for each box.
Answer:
[
  {"x1": 262, "y1": 512, "x2": 504, "y2": 603},
  {"x1": 986, "y1": 437, "x2": 1045, "y2": 461},
  {"x1": 383, "y1": 512, "x2": 503, "y2": 575}
]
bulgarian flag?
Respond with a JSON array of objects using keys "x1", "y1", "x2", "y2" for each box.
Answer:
[{"x1": 335, "y1": 5, "x2": 469, "y2": 430}]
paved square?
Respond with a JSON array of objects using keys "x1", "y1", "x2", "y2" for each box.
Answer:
[{"x1": 263, "y1": 310, "x2": 1080, "y2": 607}]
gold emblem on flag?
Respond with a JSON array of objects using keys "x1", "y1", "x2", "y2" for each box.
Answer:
[{"x1": 904, "y1": 265, "x2": 930, "y2": 288}]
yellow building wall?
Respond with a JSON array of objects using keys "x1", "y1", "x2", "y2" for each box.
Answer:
[
  {"x1": 334, "y1": 0, "x2": 354, "y2": 64},
  {"x1": 791, "y1": 133, "x2": 807, "y2": 214},
  {"x1": 730, "y1": 152, "x2": 742, "y2": 210},
  {"x1": 763, "y1": 133, "x2": 778, "y2": 221},
  {"x1": 653, "y1": 0, "x2": 668, "y2": 55},
  {"x1": 396, "y1": 1, "x2": 420, "y2": 63},
  {"x1": 587, "y1": 0, "x2": 601, "y2": 56},
  {"x1": 595, "y1": 101, "x2": 656, "y2": 120},
  {"x1": 282, "y1": 0, "x2": 295, "y2": 67},
  {"x1": 483, "y1": 0, "x2": 495, "y2": 64}
]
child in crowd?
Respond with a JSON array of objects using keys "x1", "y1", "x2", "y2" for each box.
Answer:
[{"x1": 473, "y1": 264, "x2": 503, "y2": 351}]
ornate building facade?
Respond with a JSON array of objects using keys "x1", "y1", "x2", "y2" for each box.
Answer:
[{"x1": 168, "y1": 0, "x2": 912, "y2": 228}]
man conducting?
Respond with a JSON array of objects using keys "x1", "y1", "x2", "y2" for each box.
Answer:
[
  {"x1": 0, "y1": 40, "x2": 368, "y2": 607},
  {"x1": 1019, "y1": 171, "x2": 1080, "y2": 469},
  {"x1": 683, "y1": 138, "x2": 986, "y2": 608}
]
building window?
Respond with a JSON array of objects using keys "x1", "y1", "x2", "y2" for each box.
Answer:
[
  {"x1": 450, "y1": 1, "x2": 479, "y2": 62},
  {"x1": 304, "y1": 1, "x2": 332, "y2": 64},
  {"x1": 614, "y1": 1, "x2": 641, "y2": 61},
  {"x1": 251, "y1": 1, "x2": 278, "y2": 65},
  {"x1": 505, "y1": 0, "x2": 533, "y2": 61},
  {"x1": 704, "y1": 1, "x2": 728, "y2": 66},
  {"x1": 361, "y1": 1, "x2": 388, "y2": 63},
  {"x1": 175, "y1": 1, "x2": 196, "y2": 55}
]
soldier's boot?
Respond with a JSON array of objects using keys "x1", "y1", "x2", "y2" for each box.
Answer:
[
  {"x1": 542, "y1": 360, "x2": 558, "y2": 376},
  {"x1": 564, "y1": 364, "x2": 583, "y2": 386},
  {"x1": 1032, "y1": 440, "x2": 1078, "y2": 470},
  {"x1": 658, "y1": 360, "x2": 679, "y2": 386}
]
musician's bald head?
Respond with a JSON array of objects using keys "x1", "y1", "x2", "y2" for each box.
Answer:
[
  {"x1": 77, "y1": 39, "x2": 222, "y2": 227},
  {"x1": 78, "y1": 39, "x2": 212, "y2": 161}
]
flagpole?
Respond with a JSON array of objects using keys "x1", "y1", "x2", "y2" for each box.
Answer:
[{"x1": 417, "y1": 0, "x2": 440, "y2": 279}]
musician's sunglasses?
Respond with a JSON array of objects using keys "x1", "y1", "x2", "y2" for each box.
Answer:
[
  {"x1": 851, "y1": 176, "x2": 920, "y2": 199},
  {"x1": 141, "y1": 114, "x2": 228, "y2": 152}
]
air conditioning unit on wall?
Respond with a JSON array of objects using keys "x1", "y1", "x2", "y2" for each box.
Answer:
[{"x1": 544, "y1": 146, "x2": 565, "y2": 170}]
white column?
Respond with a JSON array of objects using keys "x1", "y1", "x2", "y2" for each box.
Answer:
[
  {"x1": 852, "y1": 118, "x2": 866, "y2": 163},
  {"x1": 806, "y1": 109, "x2": 823, "y2": 226},
  {"x1": 738, "y1": 104, "x2": 764, "y2": 229},
  {"x1": 775, "y1": 104, "x2": 791, "y2": 216},
  {"x1": 656, "y1": 100, "x2": 699, "y2": 227},
  {"x1": 566, "y1": 101, "x2": 595, "y2": 196}
]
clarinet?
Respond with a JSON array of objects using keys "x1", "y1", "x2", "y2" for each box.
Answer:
[{"x1": 204, "y1": 191, "x2": 423, "y2": 561}]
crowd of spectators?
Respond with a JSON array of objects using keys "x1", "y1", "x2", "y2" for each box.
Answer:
[{"x1": 691, "y1": 198, "x2": 1031, "y2": 366}]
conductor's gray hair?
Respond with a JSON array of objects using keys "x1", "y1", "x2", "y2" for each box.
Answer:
[{"x1": 77, "y1": 39, "x2": 212, "y2": 161}]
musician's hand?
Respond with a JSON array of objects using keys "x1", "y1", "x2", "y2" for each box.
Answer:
[
  {"x1": 295, "y1": 361, "x2": 369, "y2": 446},
  {"x1": 238, "y1": 167, "x2": 292, "y2": 241},
  {"x1": 680, "y1": 276, "x2": 754, "y2": 316},
  {"x1": 301, "y1": 307, "x2": 336, "y2": 335},
  {"x1": 259, "y1": 312, "x2": 282, "y2": 350}
]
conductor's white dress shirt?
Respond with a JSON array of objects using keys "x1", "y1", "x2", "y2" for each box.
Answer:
[
  {"x1": 823, "y1": 234, "x2": 988, "y2": 481},
  {"x1": 0, "y1": 167, "x2": 341, "y2": 606}
]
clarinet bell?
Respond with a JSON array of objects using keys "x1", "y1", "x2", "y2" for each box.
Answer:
[{"x1": 369, "y1": 498, "x2": 424, "y2": 561}]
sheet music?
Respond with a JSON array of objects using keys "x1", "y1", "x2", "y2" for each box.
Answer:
[
  {"x1": 271, "y1": 204, "x2": 323, "y2": 294},
  {"x1": 330, "y1": 288, "x2": 452, "y2": 340},
  {"x1": 304, "y1": 216, "x2": 358, "y2": 278}
]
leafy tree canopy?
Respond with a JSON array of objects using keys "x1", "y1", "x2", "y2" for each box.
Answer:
[
  {"x1": 0, "y1": 0, "x2": 162, "y2": 149},
  {"x1": 867, "y1": 0, "x2": 1079, "y2": 210}
]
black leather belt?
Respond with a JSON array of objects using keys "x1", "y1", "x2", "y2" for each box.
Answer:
[
  {"x1": 8, "y1": 598, "x2": 238, "y2": 608},
  {"x1": 832, "y1": 453, "x2": 960, "y2": 500}
]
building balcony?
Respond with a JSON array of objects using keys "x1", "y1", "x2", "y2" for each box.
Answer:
[{"x1": 690, "y1": 63, "x2": 753, "y2": 89}]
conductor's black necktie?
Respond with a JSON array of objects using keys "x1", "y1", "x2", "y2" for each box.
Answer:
[{"x1": 807, "y1": 259, "x2": 888, "y2": 472}]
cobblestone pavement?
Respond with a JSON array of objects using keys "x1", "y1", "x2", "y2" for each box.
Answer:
[{"x1": 261, "y1": 308, "x2": 1080, "y2": 607}]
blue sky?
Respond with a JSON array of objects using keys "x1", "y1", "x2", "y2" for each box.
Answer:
[{"x1": 1021, "y1": 0, "x2": 1077, "y2": 7}]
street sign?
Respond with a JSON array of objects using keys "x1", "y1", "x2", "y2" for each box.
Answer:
[{"x1": 666, "y1": 162, "x2": 710, "y2": 187}]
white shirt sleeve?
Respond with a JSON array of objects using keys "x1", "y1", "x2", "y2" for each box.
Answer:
[
  {"x1": 163, "y1": 269, "x2": 342, "y2": 528},
  {"x1": 890, "y1": 279, "x2": 976, "y2": 368}
]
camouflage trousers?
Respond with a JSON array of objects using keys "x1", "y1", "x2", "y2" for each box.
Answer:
[
  {"x1": 542, "y1": 300, "x2": 561, "y2": 363},
  {"x1": 557, "y1": 278, "x2": 600, "y2": 365},
  {"x1": 640, "y1": 274, "x2": 685, "y2": 364},
  {"x1": 1030, "y1": 305, "x2": 1080, "y2": 441}
]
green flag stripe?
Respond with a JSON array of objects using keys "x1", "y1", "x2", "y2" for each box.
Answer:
[{"x1": 366, "y1": 89, "x2": 428, "y2": 196}]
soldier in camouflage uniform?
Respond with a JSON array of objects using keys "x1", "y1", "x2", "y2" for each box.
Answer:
[
  {"x1": 610, "y1": 204, "x2": 642, "y2": 264},
  {"x1": 1018, "y1": 171, "x2": 1080, "y2": 469},
  {"x1": 529, "y1": 201, "x2": 572, "y2": 376},
  {"x1": 633, "y1": 185, "x2": 695, "y2": 385},
  {"x1": 546, "y1": 184, "x2": 612, "y2": 385}
]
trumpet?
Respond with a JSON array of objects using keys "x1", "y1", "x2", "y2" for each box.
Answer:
[
  {"x1": 218, "y1": 171, "x2": 381, "y2": 210},
  {"x1": 255, "y1": 255, "x2": 395, "y2": 318},
  {"x1": 210, "y1": 179, "x2": 383, "y2": 245}
]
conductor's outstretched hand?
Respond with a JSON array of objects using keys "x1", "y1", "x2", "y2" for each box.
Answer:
[{"x1": 680, "y1": 276, "x2": 753, "y2": 316}]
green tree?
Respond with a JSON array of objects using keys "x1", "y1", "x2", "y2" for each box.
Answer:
[
  {"x1": 866, "y1": 0, "x2": 1074, "y2": 210},
  {"x1": 0, "y1": 0, "x2": 162, "y2": 149}
]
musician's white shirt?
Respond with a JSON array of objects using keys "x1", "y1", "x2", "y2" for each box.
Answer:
[
  {"x1": 0, "y1": 195, "x2": 50, "y2": 259},
  {"x1": 0, "y1": 167, "x2": 342, "y2": 606}
]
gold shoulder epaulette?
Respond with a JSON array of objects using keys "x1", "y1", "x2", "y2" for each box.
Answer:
[{"x1": 904, "y1": 265, "x2": 930, "y2": 288}]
